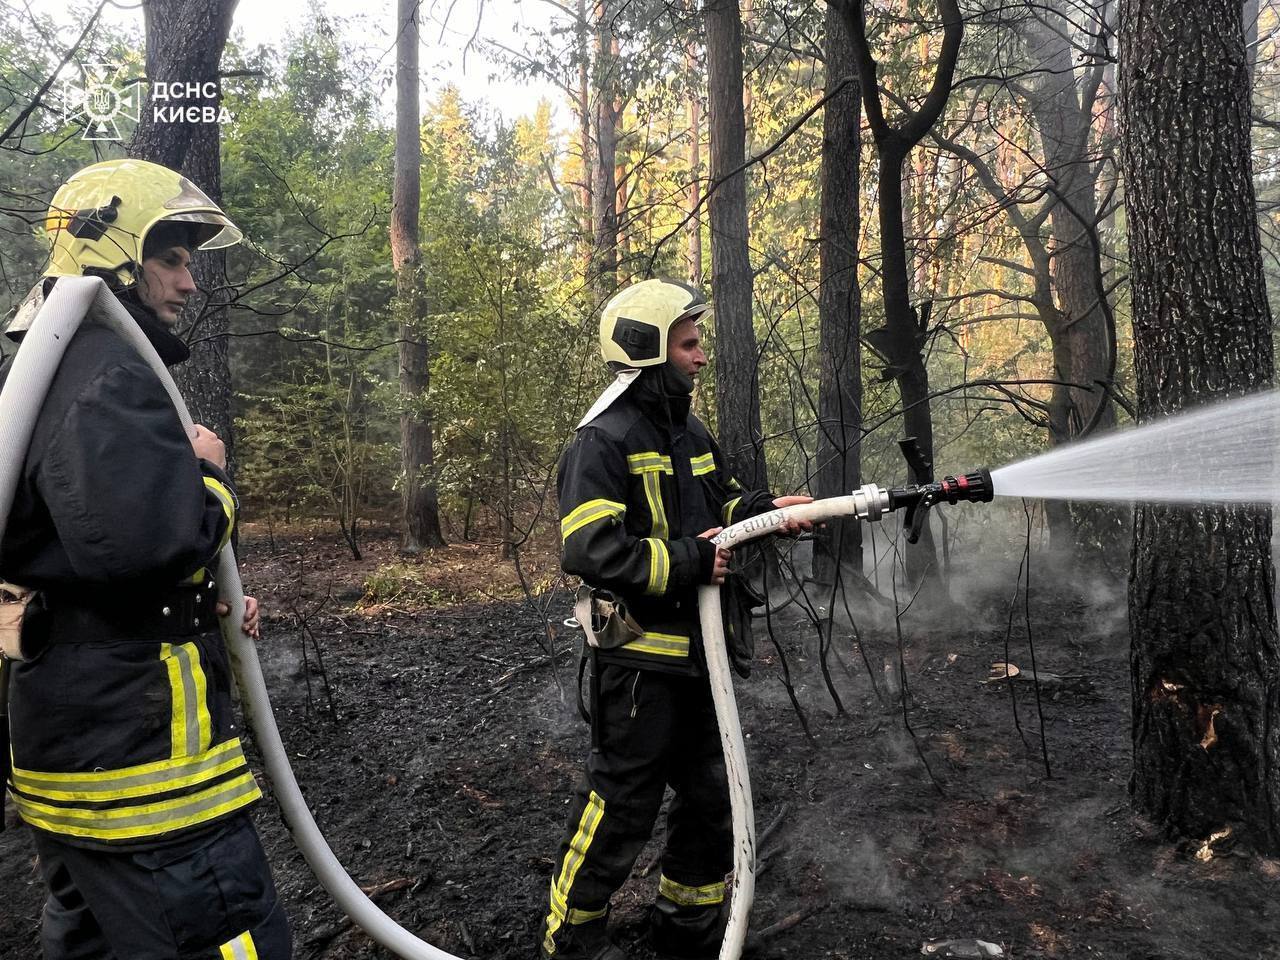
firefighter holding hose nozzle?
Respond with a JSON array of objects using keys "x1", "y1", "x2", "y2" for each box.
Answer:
[
  {"x1": 0, "y1": 160, "x2": 290, "y2": 959},
  {"x1": 537, "y1": 279, "x2": 812, "y2": 960}
]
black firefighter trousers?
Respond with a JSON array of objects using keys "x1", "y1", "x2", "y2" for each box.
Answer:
[
  {"x1": 540, "y1": 662, "x2": 732, "y2": 957},
  {"x1": 32, "y1": 813, "x2": 291, "y2": 960}
]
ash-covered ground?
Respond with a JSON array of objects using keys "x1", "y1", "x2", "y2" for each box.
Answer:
[{"x1": 3, "y1": 526, "x2": 1278, "y2": 959}]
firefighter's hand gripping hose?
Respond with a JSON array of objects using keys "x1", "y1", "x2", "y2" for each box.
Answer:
[
  {"x1": 700, "y1": 473, "x2": 993, "y2": 960},
  {"x1": 0, "y1": 277, "x2": 464, "y2": 960}
]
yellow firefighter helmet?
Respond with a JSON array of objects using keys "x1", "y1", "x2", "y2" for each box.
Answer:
[
  {"x1": 598, "y1": 278, "x2": 711, "y2": 368},
  {"x1": 44, "y1": 158, "x2": 241, "y2": 287}
]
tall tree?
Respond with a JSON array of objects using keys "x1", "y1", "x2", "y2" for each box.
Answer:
[
  {"x1": 131, "y1": 0, "x2": 238, "y2": 468},
  {"x1": 705, "y1": 0, "x2": 767, "y2": 489},
  {"x1": 813, "y1": 4, "x2": 863, "y2": 583},
  {"x1": 1020, "y1": 2, "x2": 1119, "y2": 556},
  {"x1": 832, "y1": 0, "x2": 963, "y2": 591},
  {"x1": 393, "y1": 0, "x2": 445, "y2": 551},
  {"x1": 685, "y1": 39, "x2": 704, "y2": 287},
  {"x1": 591, "y1": 0, "x2": 621, "y2": 301},
  {"x1": 576, "y1": 0, "x2": 595, "y2": 269},
  {"x1": 1120, "y1": 0, "x2": 1280, "y2": 851}
]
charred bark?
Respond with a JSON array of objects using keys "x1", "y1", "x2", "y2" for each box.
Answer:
[
  {"x1": 393, "y1": 0, "x2": 445, "y2": 551},
  {"x1": 1120, "y1": 0, "x2": 1280, "y2": 851},
  {"x1": 704, "y1": 0, "x2": 767, "y2": 490},
  {"x1": 813, "y1": 4, "x2": 862, "y2": 584}
]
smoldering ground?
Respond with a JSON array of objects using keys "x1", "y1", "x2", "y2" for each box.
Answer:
[{"x1": 3, "y1": 528, "x2": 1278, "y2": 958}]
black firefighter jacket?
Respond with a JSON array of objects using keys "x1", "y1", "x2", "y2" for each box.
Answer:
[
  {"x1": 558, "y1": 374, "x2": 776, "y2": 676},
  {"x1": 0, "y1": 294, "x2": 259, "y2": 850}
]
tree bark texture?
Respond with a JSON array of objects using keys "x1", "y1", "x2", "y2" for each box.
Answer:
[
  {"x1": 837, "y1": 0, "x2": 962, "y2": 593},
  {"x1": 591, "y1": 0, "x2": 620, "y2": 303},
  {"x1": 393, "y1": 0, "x2": 445, "y2": 551},
  {"x1": 131, "y1": 0, "x2": 238, "y2": 472},
  {"x1": 813, "y1": 4, "x2": 862, "y2": 584},
  {"x1": 577, "y1": 0, "x2": 594, "y2": 261},
  {"x1": 1120, "y1": 0, "x2": 1280, "y2": 850},
  {"x1": 686, "y1": 43, "x2": 704, "y2": 287},
  {"x1": 704, "y1": 0, "x2": 767, "y2": 490}
]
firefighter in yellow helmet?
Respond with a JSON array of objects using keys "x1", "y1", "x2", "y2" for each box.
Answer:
[
  {"x1": 0, "y1": 159, "x2": 291, "y2": 959},
  {"x1": 537, "y1": 278, "x2": 811, "y2": 959}
]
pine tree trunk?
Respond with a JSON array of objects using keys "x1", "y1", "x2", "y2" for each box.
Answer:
[
  {"x1": 577, "y1": 0, "x2": 594, "y2": 266},
  {"x1": 131, "y1": 0, "x2": 238, "y2": 472},
  {"x1": 814, "y1": 4, "x2": 862, "y2": 584},
  {"x1": 591, "y1": 0, "x2": 620, "y2": 302},
  {"x1": 686, "y1": 43, "x2": 704, "y2": 287},
  {"x1": 1120, "y1": 0, "x2": 1280, "y2": 851},
  {"x1": 704, "y1": 0, "x2": 767, "y2": 490},
  {"x1": 393, "y1": 0, "x2": 445, "y2": 552}
]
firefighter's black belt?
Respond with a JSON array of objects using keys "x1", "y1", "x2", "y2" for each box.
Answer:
[{"x1": 38, "y1": 585, "x2": 221, "y2": 644}]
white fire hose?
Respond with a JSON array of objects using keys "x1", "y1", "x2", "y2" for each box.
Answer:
[
  {"x1": 701, "y1": 487, "x2": 890, "y2": 960},
  {"x1": 0, "y1": 277, "x2": 463, "y2": 960}
]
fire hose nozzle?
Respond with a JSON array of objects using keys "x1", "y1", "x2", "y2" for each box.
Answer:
[
  {"x1": 887, "y1": 468, "x2": 994, "y2": 543},
  {"x1": 939, "y1": 469, "x2": 995, "y2": 505}
]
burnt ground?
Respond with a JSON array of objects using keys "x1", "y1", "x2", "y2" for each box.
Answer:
[{"x1": 3, "y1": 527, "x2": 1280, "y2": 959}]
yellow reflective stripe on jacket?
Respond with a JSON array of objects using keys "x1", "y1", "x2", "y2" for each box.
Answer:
[
  {"x1": 203, "y1": 476, "x2": 236, "y2": 552},
  {"x1": 723, "y1": 496, "x2": 742, "y2": 525},
  {"x1": 544, "y1": 790, "x2": 606, "y2": 954},
  {"x1": 620, "y1": 631, "x2": 690, "y2": 658},
  {"x1": 561, "y1": 499, "x2": 626, "y2": 541},
  {"x1": 639, "y1": 472, "x2": 669, "y2": 539},
  {"x1": 219, "y1": 931, "x2": 259, "y2": 960},
  {"x1": 690, "y1": 452, "x2": 715, "y2": 476},
  {"x1": 659, "y1": 874, "x2": 726, "y2": 907},
  {"x1": 626, "y1": 452, "x2": 673, "y2": 474},
  {"x1": 12, "y1": 771, "x2": 262, "y2": 842},
  {"x1": 643, "y1": 538, "x2": 670, "y2": 596},
  {"x1": 11, "y1": 738, "x2": 250, "y2": 803},
  {"x1": 161, "y1": 641, "x2": 213, "y2": 758}
]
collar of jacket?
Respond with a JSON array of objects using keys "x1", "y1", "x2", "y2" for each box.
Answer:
[
  {"x1": 631, "y1": 364, "x2": 694, "y2": 429},
  {"x1": 114, "y1": 288, "x2": 191, "y2": 366}
]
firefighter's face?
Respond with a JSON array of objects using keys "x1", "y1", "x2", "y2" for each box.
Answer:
[
  {"x1": 667, "y1": 318, "x2": 707, "y2": 378},
  {"x1": 136, "y1": 245, "x2": 197, "y2": 327}
]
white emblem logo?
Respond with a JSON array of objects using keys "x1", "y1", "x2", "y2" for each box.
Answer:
[{"x1": 60, "y1": 63, "x2": 140, "y2": 141}]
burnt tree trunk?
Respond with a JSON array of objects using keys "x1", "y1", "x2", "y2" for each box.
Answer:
[
  {"x1": 836, "y1": 0, "x2": 962, "y2": 594},
  {"x1": 1120, "y1": 0, "x2": 1280, "y2": 851},
  {"x1": 813, "y1": 4, "x2": 862, "y2": 584},
  {"x1": 131, "y1": 0, "x2": 238, "y2": 471},
  {"x1": 704, "y1": 0, "x2": 767, "y2": 490},
  {"x1": 393, "y1": 0, "x2": 445, "y2": 551}
]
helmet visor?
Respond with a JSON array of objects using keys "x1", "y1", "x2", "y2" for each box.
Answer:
[{"x1": 157, "y1": 211, "x2": 243, "y2": 250}]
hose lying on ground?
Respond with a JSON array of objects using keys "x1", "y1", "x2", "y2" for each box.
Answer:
[
  {"x1": 699, "y1": 488, "x2": 891, "y2": 960},
  {"x1": 0, "y1": 276, "x2": 464, "y2": 960}
]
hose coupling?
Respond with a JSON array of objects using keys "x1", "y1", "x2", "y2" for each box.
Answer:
[{"x1": 851, "y1": 483, "x2": 891, "y2": 522}]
